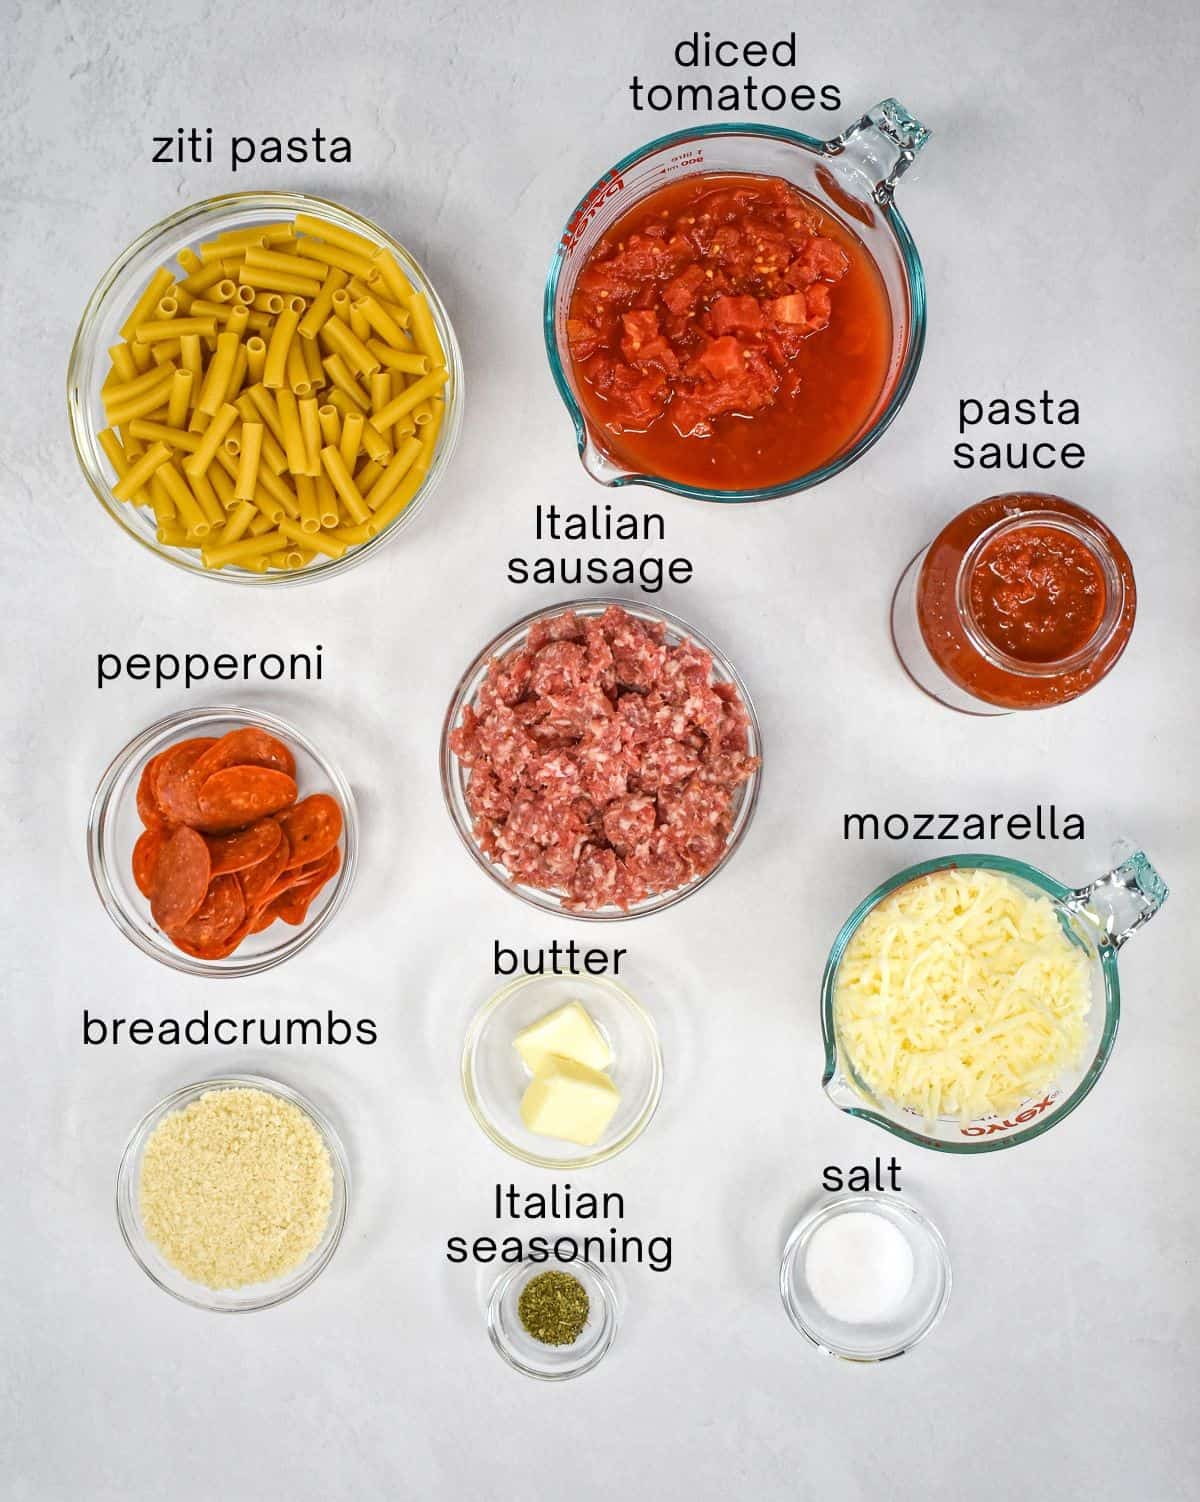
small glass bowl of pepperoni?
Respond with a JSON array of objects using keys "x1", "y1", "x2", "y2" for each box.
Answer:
[
  {"x1": 440, "y1": 598, "x2": 762, "y2": 920},
  {"x1": 88, "y1": 706, "x2": 358, "y2": 976}
]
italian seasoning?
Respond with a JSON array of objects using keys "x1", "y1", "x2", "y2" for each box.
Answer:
[{"x1": 517, "y1": 1270, "x2": 590, "y2": 1346}]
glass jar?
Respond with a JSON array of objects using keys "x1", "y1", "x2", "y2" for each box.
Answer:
[
  {"x1": 821, "y1": 846, "x2": 1168, "y2": 1152},
  {"x1": 891, "y1": 493, "x2": 1136, "y2": 712},
  {"x1": 544, "y1": 99, "x2": 931, "y2": 501}
]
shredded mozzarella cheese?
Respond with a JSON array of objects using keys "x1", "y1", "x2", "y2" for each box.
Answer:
[{"x1": 834, "y1": 870, "x2": 1091, "y2": 1122}]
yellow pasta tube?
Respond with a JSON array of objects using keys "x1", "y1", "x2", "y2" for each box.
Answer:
[
  {"x1": 300, "y1": 334, "x2": 326, "y2": 388},
  {"x1": 246, "y1": 383, "x2": 286, "y2": 443},
  {"x1": 111, "y1": 441, "x2": 172, "y2": 500},
  {"x1": 366, "y1": 461, "x2": 426, "y2": 535},
  {"x1": 319, "y1": 445, "x2": 370, "y2": 525},
  {"x1": 322, "y1": 354, "x2": 370, "y2": 411},
  {"x1": 196, "y1": 331, "x2": 240, "y2": 416},
  {"x1": 360, "y1": 418, "x2": 391, "y2": 464},
  {"x1": 330, "y1": 288, "x2": 352, "y2": 325},
  {"x1": 407, "y1": 291, "x2": 444, "y2": 361},
  {"x1": 287, "y1": 338, "x2": 313, "y2": 395},
  {"x1": 219, "y1": 499, "x2": 258, "y2": 544},
  {"x1": 201, "y1": 529, "x2": 290, "y2": 570},
  {"x1": 126, "y1": 419, "x2": 202, "y2": 452},
  {"x1": 134, "y1": 316, "x2": 217, "y2": 344},
  {"x1": 297, "y1": 268, "x2": 348, "y2": 340},
  {"x1": 352, "y1": 294, "x2": 410, "y2": 350},
  {"x1": 227, "y1": 304, "x2": 250, "y2": 339},
  {"x1": 157, "y1": 462, "x2": 212, "y2": 537},
  {"x1": 274, "y1": 389, "x2": 310, "y2": 476},
  {"x1": 369, "y1": 371, "x2": 391, "y2": 415},
  {"x1": 103, "y1": 363, "x2": 177, "y2": 410},
  {"x1": 183, "y1": 402, "x2": 239, "y2": 478},
  {"x1": 366, "y1": 338, "x2": 428, "y2": 376},
  {"x1": 176, "y1": 247, "x2": 203, "y2": 275},
  {"x1": 298, "y1": 397, "x2": 322, "y2": 476},
  {"x1": 294, "y1": 213, "x2": 377, "y2": 257},
  {"x1": 156, "y1": 522, "x2": 189, "y2": 548},
  {"x1": 250, "y1": 482, "x2": 285, "y2": 525},
  {"x1": 294, "y1": 473, "x2": 320, "y2": 533},
  {"x1": 263, "y1": 298, "x2": 304, "y2": 389},
  {"x1": 245, "y1": 335, "x2": 267, "y2": 383},
  {"x1": 253, "y1": 291, "x2": 285, "y2": 314},
  {"x1": 368, "y1": 367, "x2": 448, "y2": 432},
  {"x1": 363, "y1": 435, "x2": 422, "y2": 512},
  {"x1": 338, "y1": 411, "x2": 363, "y2": 470},
  {"x1": 167, "y1": 368, "x2": 193, "y2": 428},
  {"x1": 303, "y1": 239, "x2": 375, "y2": 278},
  {"x1": 150, "y1": 341, "x2": 182, "y2": 365},
  {"x1": 350, "y1": 302, "x2": 372, "y2": 342},
  {"x1": 223, "y1": 344, "x2": 249, "y2": 404},
  {"x1": 244, "y1": 245, "x2": 331, "y2": 282},
  {"x1": 108, "y1": 343, "x2": 139, "y2": 383},
  {"x1": 179, "y1": 334, "x2": 203, "y2": 391},
  {"x1": 320, "y1": 316, "x2": 379, "y2": 378},
  {"x1": 328, "y1": 522, "x2": 371, "y2": 546},
  {"x1": 234, "y1": 421, "x2": 264, "y2": 501},
  {"x1": 370, "y1": 250, "x2": 415, "y2": 306},
  {"x1": 238, "y1": 264, "x2": 322, "y2": 299},
  {"x1": 318, "y1": 403, "x2": 341, "y2": 449},
  {"x1": 98, "y1": 427, "x2": 130, "y2": 478},
  {"x1": 352, "y1": 459, "x2": 384, "y2": 494},
  {"x1": 188, "y1": 468, "x2": 226, "y2": 527},
  {"x1": 120, "y1": 267, "x2": 175, "y2": 339},
  {"x1": 276, "y1": 516, "x2": 347, "y2": 559},
  {"x1": 207, "y1": 278, "x2": 237, "y2": 304},
  {"x1": 315, "y1": 473, "x2": 339, "y2": 529}
]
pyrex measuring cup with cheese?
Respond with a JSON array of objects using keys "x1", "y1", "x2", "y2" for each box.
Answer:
[
  {"x1": 544, "y1": 98, "x2": 931, "y2": 500},
  {"x1": 820, "y1": 848, "x2": 1168, "y2": 1153}
]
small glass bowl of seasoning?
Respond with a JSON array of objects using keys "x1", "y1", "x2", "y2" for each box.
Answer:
[
  {"x1": 487, "y1": 1257, "x2": 619, "y2": 1380},
  {"x1": 780, "y1": 1193, "x2": 951, "y2": 1361}
]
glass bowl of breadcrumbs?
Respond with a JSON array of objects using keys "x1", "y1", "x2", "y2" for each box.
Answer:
[{"x1": 116, "y1": 1074, "x2": 349, "y2": 1311}]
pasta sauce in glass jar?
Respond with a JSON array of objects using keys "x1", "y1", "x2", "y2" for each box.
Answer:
[{"x1": 891, "y1": 494, "x2": 1136, "y2": 713}]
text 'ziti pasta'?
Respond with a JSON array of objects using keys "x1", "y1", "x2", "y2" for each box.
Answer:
[{"x1": 97, "y1": 211, "x2": 449, "y2": 574}]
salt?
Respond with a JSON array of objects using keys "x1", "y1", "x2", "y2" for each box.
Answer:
[{"x1": 804, "y1": 1209, "x2": 915, "y2": 1324}]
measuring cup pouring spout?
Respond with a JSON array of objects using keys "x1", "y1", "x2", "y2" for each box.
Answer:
[
  {"x1": 545, "y1": 97, "x2": 933, "y2": 501},
  {"x1": 820, "y1": 847, "x2": 1169, "y2": 1155}
]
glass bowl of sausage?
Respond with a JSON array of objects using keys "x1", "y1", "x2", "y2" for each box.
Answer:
[{"x1": 440, "y1": 597, "x2": 762, "y2": 920}]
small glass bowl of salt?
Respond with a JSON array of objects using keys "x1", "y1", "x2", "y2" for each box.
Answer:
[{"x1": 780, "y1": 1193, "x2": 951, "y2": 1361}]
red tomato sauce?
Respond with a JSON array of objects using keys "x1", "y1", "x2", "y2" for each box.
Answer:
[
  {"x1": 916, "y1": 494, "x2": 1136, "y2": 710},
  {"x1": 968, "y1": 525, "x2": 1108, "y2": 665},
  {"x1": 566, "y1": 172, "x2": 893, "y2": 491}
]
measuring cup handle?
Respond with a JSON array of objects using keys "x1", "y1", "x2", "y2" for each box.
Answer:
[
  {"x1": 825, "y1": 98, "x2": 932, "y2": 205},
  {"x1": 1066, "y1": 842, "x2": 1170, "y2": 948}
]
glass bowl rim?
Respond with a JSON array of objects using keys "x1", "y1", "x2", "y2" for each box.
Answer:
[
  {"x1": 67, "y1": 188, "x2": 464, "y2": 587},
  {"x1": 819, "y1": 852, "x2": 1121, "y2": 1154},
  {"x1": 461, "y1": 971, "x2": 664, "y2": 1169},
  {"x1": 486, "y1": 1256, "x2": 619, "y2": 1380},
  {"x1": 115, "y1": 1071, "x2": 350, "y2": 1313},
  {"x1": 543, "y1": 120, "x2": 927, "y2": 503},
  {"x1": 779, "y1": 1191, "x2": 952, "y2": 1361},
  {"x1": 87, "y1": 702, "x2": 359, "y2": 978},
  {"x1": 439, "y1": 594, "x2": 763, "y2": 921}
]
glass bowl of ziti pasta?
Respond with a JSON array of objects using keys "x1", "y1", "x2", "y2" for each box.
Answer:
[{"x1": 68, "y1": 192, "x2": 462, "y2": 584}]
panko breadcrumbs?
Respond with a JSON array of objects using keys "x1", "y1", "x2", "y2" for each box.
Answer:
[{"x1": 139, "y1": 1086, "x2": 333, "y2": 1289}]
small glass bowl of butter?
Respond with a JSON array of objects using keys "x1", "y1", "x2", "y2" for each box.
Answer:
[{"x1": 462, "y1": 974, "x2": 663, "y2": 1168}]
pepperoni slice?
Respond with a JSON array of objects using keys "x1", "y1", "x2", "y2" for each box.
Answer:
[
  {"x1": 279, "y1": 794, "x2": 343, "y2": 869},
  {"x1": 154, "y1": 738, "x2": 217, "y2": 825},
  {"x1": 150, "y1": 826, "x2": 211, "y2": 930},
  {"x1": 204, "y1": 817, "x2": 282, "y2": 875},
  {"x1": 239, "y1": 828, "x2": 291, "y2": 910},
  {"x1": 136, "y1": 753, "x2": 169, "y2": 830},
  {"x1": 169, "y1": 873, "x2": 246, "y2": 948},
  {"x1": 189, "y1": 727, "x2": 296, "y2": 783},
  {"x1": 171, "y1": 913, "x2": 254, "y2": 960},
  {"x1": 195, "y1": 766, "x2": 298, "y2": 832},
  {"x1": 132, "y1": 827, "x2": 166, "y2": 898}
]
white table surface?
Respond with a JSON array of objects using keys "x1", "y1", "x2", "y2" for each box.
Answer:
[{"x1": 3, "y1": 1, "x2": 1198, "y2": 1498}]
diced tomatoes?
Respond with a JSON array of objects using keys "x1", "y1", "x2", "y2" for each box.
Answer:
[
  {"x1": 710, "y1": 295, "x2": 763, "y2": 335},
  {"x1": 566, "y1": 174, "x2": 856, "y2": 444}
]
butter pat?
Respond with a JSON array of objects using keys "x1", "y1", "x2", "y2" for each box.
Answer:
[
  {"x1": 520, "y1": 1055, "x2": 621, "y2": 1147},
  {"x1": 513, "y1": 1001, "x2": 611, "y2": 1074}
]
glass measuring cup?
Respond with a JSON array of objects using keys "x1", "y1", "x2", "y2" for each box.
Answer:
[
  {"x1": 820, "y1": 847, "x2": 1168, "y2": 1152},
  {"x1": 544, "y1": 98, "x2": 931, "y2": 501}
]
